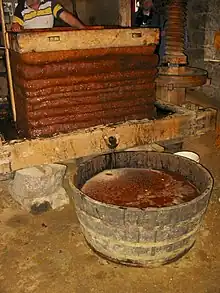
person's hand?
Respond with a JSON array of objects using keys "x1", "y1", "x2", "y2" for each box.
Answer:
[
  {"x1": 11, "y1": 23, "x2": 22, "y2": 32},
  {"x1": 79, "y1": 24, "x2": 86, "y2": 29}
]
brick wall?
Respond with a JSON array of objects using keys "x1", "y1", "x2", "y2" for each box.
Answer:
[{"x1": 187, "y1": 0, "x2": 220, "y2": 100}]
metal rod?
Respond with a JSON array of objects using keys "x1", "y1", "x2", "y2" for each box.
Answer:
[{"x1": 0, "y1": 0, "x2": 16, "y2": 121}]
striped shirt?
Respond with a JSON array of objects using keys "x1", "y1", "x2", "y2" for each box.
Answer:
[{"x1": 13, "y1": 0, "x2": 65, "y2": 29}]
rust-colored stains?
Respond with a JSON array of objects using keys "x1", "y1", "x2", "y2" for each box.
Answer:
[
  {"x1": 13, "y1": 46, "x2": 157, "y2": 65},
  {"x1": 11, "y1": 45, "x2": 158, "y2": 138},
  {"x1": 214, "y1": 32, "x2": 220, "y2": 50}
]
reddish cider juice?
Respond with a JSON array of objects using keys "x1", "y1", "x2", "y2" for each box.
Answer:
[{"x1": 81, "y1": 168, "x2": 199, "y2": 208}]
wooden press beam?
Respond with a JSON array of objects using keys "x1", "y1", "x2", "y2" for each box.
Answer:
[{"x1": 9, "y1": 28, "x2": 159, "y2": 53}]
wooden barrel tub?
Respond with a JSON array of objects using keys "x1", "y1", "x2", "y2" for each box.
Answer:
[{"x1": 72, "y1": 151, "x2": 213, "y2": 267}]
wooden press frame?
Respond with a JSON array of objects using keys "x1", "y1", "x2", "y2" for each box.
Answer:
[
  {"x1": 0, "y1": 0, "x2": 132, "y2": 124},
  {"x1": 0, "y1": 0, "x2": 16, "y2": 121}
]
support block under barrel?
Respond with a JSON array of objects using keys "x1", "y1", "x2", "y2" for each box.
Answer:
[{"x1": 9, "y1": 27, "x2": 159, "y2": 138}]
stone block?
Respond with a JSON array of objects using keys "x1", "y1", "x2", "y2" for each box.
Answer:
[
  {"x1": 204, "y1": 63, "x2": 220, "y2": 85},
  {"x1": 206, "y1": 14, "x2": 220, "y2": 30},
  {"x1": 191, "y1": 31, "x2": 206, "y2": 47},
  {"x1": 205, "y1": 30, "x2": 215, "y2": 45},
  {"x1": 189, "y1": 1, "x2": 208, "y2": 14},
  {"x1": 187, "y1": 14, "x2": 207, "y2": 30},
  {"x1": 0, "y1": 148, "x2": 12, "y2": 180},
  {"x1": 204, "y1": 46, "x2": 216, "y2": 60},
  {"x1": 9, "y1": 164, "x2": 69, "y2": 212},
  {"x1": 187, "y1": 49, "x2": 205, "y2": 64},
  {"x1": 30, "y1": 187, "x2": 69, "y2": 213},
  {"x1": 207, "y1": 4, "x2": 220, "y2": 16}
]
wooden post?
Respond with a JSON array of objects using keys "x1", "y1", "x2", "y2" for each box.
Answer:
[
  {"x1": 0, "y1": 0, "x2": 16, "y2": 121},
  {"x1": 119, "y1": 0, "x2": 131, "y2": 27}
]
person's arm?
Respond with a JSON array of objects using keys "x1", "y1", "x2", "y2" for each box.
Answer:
[
  {"x1": 11, "y1": 1, "x2": 24, "y2": 32},
  {"x1": 59, "y1": 10, "x2": 85, "y2": 29},
  {"x1": 52, "y1": 3, "x2": 85, "y2": 29}
]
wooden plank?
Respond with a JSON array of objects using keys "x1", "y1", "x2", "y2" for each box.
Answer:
[
  {"x1": 0, "y1": 103, "x2": 216, "y2": 171},
  {"x1": 119, "y1": 0, "x2": 131, "y2": 27},
  {"x1": 9, "y1": 28, "x2": 159, "y2": 53}
]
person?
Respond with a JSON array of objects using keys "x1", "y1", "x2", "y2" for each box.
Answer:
[
  {"x1": 133, "y1": 0, "x2": 166, "y2": 63},
  {"x1": 11, "y1": 0, "x2": 85, "y2": 32}
]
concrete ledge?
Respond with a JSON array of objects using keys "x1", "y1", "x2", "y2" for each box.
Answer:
[{"x1": 0, "y1": 101, "x2": 217, "y2": 172}]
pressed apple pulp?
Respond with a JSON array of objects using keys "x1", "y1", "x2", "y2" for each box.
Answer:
[{"x1": 81, "y1": 168, "x2": 199, "y2": 208}]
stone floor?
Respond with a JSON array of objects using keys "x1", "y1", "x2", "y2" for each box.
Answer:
[{"x1": 0, "y1": 132, "x2": 219, "y2": 293}]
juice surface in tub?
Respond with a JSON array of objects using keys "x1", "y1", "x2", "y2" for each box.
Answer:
[{"x1": 81, "y1": 168, "x2": 199, "y2": 208}]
